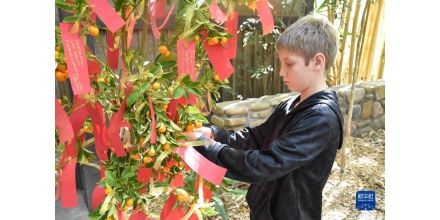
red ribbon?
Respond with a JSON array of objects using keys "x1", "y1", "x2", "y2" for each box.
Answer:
[
  {"x1": 147, "y1": 93, "x2": 157, "y2": 144},
  {"x1": 107, "y1": 85, "x2": 133, "y2": 157}
]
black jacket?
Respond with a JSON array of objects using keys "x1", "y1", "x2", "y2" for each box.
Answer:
[{"x1": 196, "y1": 89, "x2": 344, "y2": 220}]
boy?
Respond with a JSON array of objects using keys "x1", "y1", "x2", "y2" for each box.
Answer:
[{"x1": 186, "y1": 12, "x2": 344, "y2": 220}]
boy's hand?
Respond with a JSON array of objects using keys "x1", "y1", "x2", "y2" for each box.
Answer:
[{"x1": 185, "y1": 126, "x2": 214, "y2": 141}]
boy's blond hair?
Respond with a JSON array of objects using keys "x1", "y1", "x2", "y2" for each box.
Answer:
[{"x1": 276, "y1": 12, "x2": 340, "y2": 73}]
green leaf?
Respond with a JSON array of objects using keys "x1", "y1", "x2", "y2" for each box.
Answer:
[
  {"x1": 161, "y1": 71, "x2": 176, "y2": 79},
  {"x1": 181, "y1": 74, "x2": 191, "y2": 84},
  {"x1": 126, "y1": 90, "x2": 141, "y2": 107},
  {"x1": 173, "y1": 87, "x2": 185, "y2": 99},
  {"x1": 151, "y1": 65, "x2": 162, "y2": 75},
  {"x1": 115, "y1": 0, "x2": 125, "y2": 12},
  {"x1": 187, "y1": 87, "x2": 202, "y2": 97},
  {"x1": 159, "y1": 133, "x2": 167, "y2": 144},
  {"x1": 186, "y1": 81, "x2": 200, "y2": 88},
  {"x1": 212, "y1": 196, "x2": 228, "y2": 220},
  {"x1": 105, "y1": 171, "x2": 116, "y2": 186},
  {"x1": 63, "y1": 16, "x2": 78, "y2": 23},
  {"x1": 159, "y1": 61, "x2": 177, "y2": 69},
  {"x1": 140, "y1": 82, "x2": 150, "y2": 92},
  {"x1": 123, "y1": 171, "x2": 136, "y2": 179},
  {"x1": 55, "y1": 0, "x2": 74, "y2": 12}
]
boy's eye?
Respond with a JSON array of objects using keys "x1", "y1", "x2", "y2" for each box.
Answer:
[{"x1": 286, "y1": 63, "x2": 293, "y2": 66}]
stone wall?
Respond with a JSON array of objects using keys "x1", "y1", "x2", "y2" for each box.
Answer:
[{"x1": 210, "y1": 80, "x2": 385, "y2": 136}]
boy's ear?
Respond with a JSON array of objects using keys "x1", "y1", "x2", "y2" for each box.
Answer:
[{"x1": 313, "y1": 53, "x2": 326, "y2": 71}]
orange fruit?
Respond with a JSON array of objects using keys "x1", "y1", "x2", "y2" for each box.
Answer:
[
  {"x1": 177, "y1": 161, "x2": 185, "y2": 169},
  {"x1": 145, "y1": 110, "x2": 151, "y2": 118},
  {"x1": 57, "y1": 63, "x2": 67, "y2": 72},
  {"x1": 147, "y1": 149, "x2": 156, "y2": 157},
  {"x1": 210, "y1": 37, "x2": 219, "y2": 45},
  {"x1": 162, "y1": 167, "x2": 170, "y2": 173},
  {"x1": 164, "y1": 50, "x2": 171, "y2": 57},
  {"x1": 163, "y1": 143, "x2": 170, "y2": 151},
  {"x1": 64, "y1": 70, "x2": 69, "y2": 78},
  {"x1": 163, "y1": 104, "x2": 168, "y2": 110},
  {"x1": 220, "y1": 36, "x2": 227, "y2": 45},
  {"x1": 97, "y1": 78, "x2": 105, "y2": 83},
  {"x1": 122, "y1": 205, "x2": 129, "y2": 211},
  {"x1": 158, "y1": 125, "x2": 167, "y2": 133},
  {"x1": 177, "y1": 194, "x2": 186, "y2": 202},
  {"x1": 143, "y1": 156, "x2": 152, "y2": 163},
  {"x1": 131, "y1": 153, "x2": 141, "y2": 160},
  {"x1": 55, "y1": 45, "x2": 60, "y2": 51},
  {"x1": 194, "y1": 35, "x2": 200, "y2": 42},
  {"x1": 104, "y1": 187, "x2": 113, "y2": 195},
  {"x1": 106, "y1": 217, "x2": 115, "y2": 220},
  {"x1": 195, "y1": 120, "x2": 203, "y2": 128},
  {"x1": 213, "y1": 75, "x2": 220, "y2": 82},
  {"x1": 185, "y1": 124, "x2": 195, "y2": 132},
  {"x1": 126, "y1": 198, "x2": 134, "y2": 206},
  {"x1": 56, "y1": 51, "x2": 60, "y2": 58},
  {"x1": 88, "y1": 25, "x2": 99, "y2": 36},
  {"x1": 58, "y1": 99, "x2": 62, "y2": 104},
  {"x1": 153, "y1": 82, "x2": 160, "y2": 90},
  {"x1": 56, "y1": 71, "x2": 67, "y2": 82},
  {"x1": 158, "y1": 45, "x2": 168, "y2": 54},
  {"x1": 247, "y1": 1, "x2": 257, "y2": 10},
  {"x1": 138, "y1": 137, "x2": 145, "y2": 146}
]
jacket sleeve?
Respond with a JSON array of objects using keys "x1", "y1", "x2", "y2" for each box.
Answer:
[
  {"x1": 197, "y1": 110, "x2": 335, "y2": 184},
  {"x1": 210, "y1": 101, "x2": 284, "y2": 151}
]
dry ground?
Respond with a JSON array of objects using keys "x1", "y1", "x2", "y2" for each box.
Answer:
[{"x1": 148, "y1": 128, "x2": 385, "y2": 220}]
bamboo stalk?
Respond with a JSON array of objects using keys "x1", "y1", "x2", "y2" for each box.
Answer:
[
  {"x1": 337, "y1": 0, "x2": 354, "y2": 86},
  {"x1": 348, "y1": 0, "x2": 362, "y2": 84},
  {"x1": 376, "y1": 41, "x2": 385, "y2": 80},
  {"x1": 253, "y1": 30, "x2": 259, "y2": 98},
  {"x1": 364, "y1": 0, "x2": 384, "y2": 81},
  {"x1": 140, "y1": 1, "x2": 150, "y2": 58},
  {"x1": 340, "y1": 0, "x2": 370, "y2": 181},
  {"x1": 243, "y1": 33, "x2": 248, "y2": 99},
  {"x1": 357, "y1": 0, "x2": 376, "y2": 81}
]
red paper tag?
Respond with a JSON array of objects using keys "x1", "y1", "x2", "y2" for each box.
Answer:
[
  {"x1": 59, "y1": 23, "x2": 92, "y2": 95},
  {"x1": 107, "y1": 86, "x2": 133, "y2": 157},
  {"x1": 177, "y1": 40, "x2": 197, "y2": 104},
  {"x1": 60, "y1": 156, "x2": 78, "y2": 208},
  {"x1": 55, "y1": 97, "x2": 74, "y2": 143},
  {"x1": 195, "y1": 177, "x2": 213, "y2": 202},
  {"x1": 199, "y1": 30, "x2": 234, "y2": 81},
  {"x1": 174, "y1": 146, "x2": 227, "y2": 186},
  {"x1": 171, "y1": 173, "x2": 184, "y2": 187},
  {"x1": 92, "y1": 185, "x2": 105, "y2": 210},
  {"x1": 137, "y1": 168, "x2": 152, "y2": 193},
  {"x1": 87, "y1": 59, "x2": 101, "y2": 76},
  {"x1": 87, "y1": 0, "x2": 125, "y2": 33},
  {"x1": 224, "y1": 12, "x2": 239, "y2": 59},
  {"x1": 161, "y1": 193, "x2": 178, "y2": 220},
  {"x1": 166, "y1": 99, "x2": 179, "y2": 121},
  {"x1": 86, "y1": 102, "x2": 109, "y2": 161},
  {"x1": 106, "y1": 31, "x2": 119, "y2": 70},
  {"x1": 209, "y1": 0, "x2": 227, "y2": 23},
  {"x1": 256, "y1": 0, "x2": 274, "y2": 36}
]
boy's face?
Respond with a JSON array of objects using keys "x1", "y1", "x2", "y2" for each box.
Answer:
[{"x1": 278, "y1": 48, "x2": 316, "y2": 93}]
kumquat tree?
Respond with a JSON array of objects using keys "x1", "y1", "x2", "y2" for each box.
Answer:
[{"x1": 55, "y1": 0, "x2": 275, "y2": 219}]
